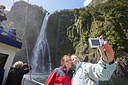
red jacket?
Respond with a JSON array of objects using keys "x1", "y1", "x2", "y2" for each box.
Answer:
[{"x1": 45, "y1": 66, "x2": 73, "y2": 85}]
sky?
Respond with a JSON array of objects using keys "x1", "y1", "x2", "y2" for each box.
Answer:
[{"x1": 0, "y1": 0, "x2": 92, "y2": 13}]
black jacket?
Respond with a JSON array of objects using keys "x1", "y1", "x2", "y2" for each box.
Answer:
[{"x1": 5, "y1": 65, "x2": 31, "y2": 85}]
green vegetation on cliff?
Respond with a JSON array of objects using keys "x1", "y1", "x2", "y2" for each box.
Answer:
[
  {"x1": 67, "y1": 0, "x2": 128, "y2": 58},
  {"x1": 47, "y1": 0, "x2": 128, "y2": 70}
]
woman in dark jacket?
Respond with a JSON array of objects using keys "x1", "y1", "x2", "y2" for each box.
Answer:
[
  {"x1": 45, "y1": 55, "x2": 73, "y2": 85},
  {"x1": 5, "y1": 61, "x2": 31, "y2": 85}
]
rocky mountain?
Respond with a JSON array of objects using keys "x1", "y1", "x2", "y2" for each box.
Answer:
[
  {"x1": 2, "y1": 1, "x2": 47, "y2": 63},
  {"x1": 46, "y1": 11, "x2": 75, "y2": 67}
]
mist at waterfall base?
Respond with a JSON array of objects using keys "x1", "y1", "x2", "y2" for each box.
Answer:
[{"x1": 30, "y1": 13, "x2": 52, "y2": 74}]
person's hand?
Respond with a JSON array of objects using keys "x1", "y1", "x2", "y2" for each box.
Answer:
[
  {"x1": 98, "y1": 41, "x2": 114, "y2": 63},
  {"x1": 23, "y1": 63, "x2": 27, "y2": 67}
]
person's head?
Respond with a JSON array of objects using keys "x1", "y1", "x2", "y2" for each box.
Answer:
[
  {"x1": 0, "y1": 5, "x2": 6, "y2": 12},
  {"x1": 71, "y1": 54, "x2": 80, "y2": 67},
  {"x1": 13, "y1": 61, "x2": 23, "y2": 69},
  {"x1": 12, "y1": 28, "x2": 16, "y2": 31},
  {"x1": 61, "y1": 55, "x2": 72, "y2": 71}
]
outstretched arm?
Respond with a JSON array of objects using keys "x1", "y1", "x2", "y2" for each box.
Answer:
[
  {"x1": 98, "y1": 41, "x2": 114, "y2": 63},
  {"x1": 81, "y1": 41, "x2": 116, "y2": 81}
]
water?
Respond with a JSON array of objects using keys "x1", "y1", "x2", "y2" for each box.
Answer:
[
  {"x1": 99, "y1": 77, "x2": 128, "y2": 85},
  {"x1": 23, "y1": 74, "x2": 128, "y2": 85},
  {"x1": 31, "y1": 13, "x2": 52, "y2": 73},
  {"x1": 22, "y1": 74, "x2": 48, "y2": 85}
]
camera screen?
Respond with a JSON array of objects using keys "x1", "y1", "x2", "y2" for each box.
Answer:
[{"x1": 91, "y1": 40, "x2": 100, "y2": 45}]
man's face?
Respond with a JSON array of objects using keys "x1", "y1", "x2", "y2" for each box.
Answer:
[{"x1": 71, "y1": 55, "x2": 80, "y2": 66}]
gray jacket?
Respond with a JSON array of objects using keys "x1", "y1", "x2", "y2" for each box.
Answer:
[{"x1": 71, "y1": 58, "x2": 116, "y2": 85}]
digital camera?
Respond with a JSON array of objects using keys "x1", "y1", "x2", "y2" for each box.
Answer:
[{"x1": 88, "y1": 38, "x2": 103, "y2": 48}]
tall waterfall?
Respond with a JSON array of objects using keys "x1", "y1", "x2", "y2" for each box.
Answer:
[{"x1": 31, "y1": 13, "x2": 52, "y2": 73}]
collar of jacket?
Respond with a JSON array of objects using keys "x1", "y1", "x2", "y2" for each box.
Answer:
[
  {"x1": 60, "y1": 66, "x2": 67, "y2": 72},
  {"x1": 74, "y1": 62, "x2": 82, "y2": 75}
]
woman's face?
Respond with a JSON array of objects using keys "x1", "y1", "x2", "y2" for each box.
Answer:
[
  {"x1": 63, "y1": 56, "x2": 72, "y2": 70},
  {"x1": 71, "y1": 55, "x2": 80, "y2": 66}
]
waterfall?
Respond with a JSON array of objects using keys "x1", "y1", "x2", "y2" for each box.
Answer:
[{"x1": 31, "y1": 13, "x2": 52, "y2": 73}]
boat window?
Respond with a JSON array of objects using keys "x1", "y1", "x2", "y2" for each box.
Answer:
[{"x1": 0, "y1": 53, "x2": 8, "y2": 68}]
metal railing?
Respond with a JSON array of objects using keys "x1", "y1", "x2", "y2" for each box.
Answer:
[
  {"x1": 22, "y1": 77, "x2": 44, "y2": 85},
  {"x1": 0, "y1": 28, "x2": 21, "y2": 41}
]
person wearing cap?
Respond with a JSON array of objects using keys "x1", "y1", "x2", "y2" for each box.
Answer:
[
  {"x1": 0, "y1": 5, "x2": 7, "y2": 22},
  {"x1": 12, "y1": 28, "x2": 16, "y2": 40},
  {"x1": 0, "y1": 5, "x2": 6, "y2": 12},
  {"x1": 71, "y1": 37, "x2": 116, "y2": 85},
  {"x1": 5, "y1": 28, "x2": 16, "y2": 40}
]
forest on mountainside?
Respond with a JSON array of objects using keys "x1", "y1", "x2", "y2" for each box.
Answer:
[
  {"x1": 67, "y1": 0, "x2": 128, "y2": 57},
  {"x1": 65, "y1": 0, "x2": 128, "y2": 77}
]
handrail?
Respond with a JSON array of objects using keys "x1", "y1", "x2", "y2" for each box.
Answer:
[
  {"x1": 0, "y1": 28, "x2": 22, "y2": 41},
  {"x1": 22, "y1": 77, "x2": 44, "y2": 85}
]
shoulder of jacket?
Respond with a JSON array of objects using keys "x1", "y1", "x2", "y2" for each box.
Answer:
[{"x1": 55, "y1": 67, "x2": 62, "y2": 72}]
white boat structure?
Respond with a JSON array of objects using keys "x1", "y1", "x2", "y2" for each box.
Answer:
[
  {"x1": 0, "y1": 33, "x2": 22, "y2": 84},
  {"x1": 0, "y1": 29, "x2": 45, "y2": 85},
  {"x1": 0, "y1": 4, "x2": 22, "y2": 85}
]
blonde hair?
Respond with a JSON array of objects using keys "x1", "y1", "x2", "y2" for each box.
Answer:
[
  {"x1": 13, "y1": 61, "x2": 23, "y2": 69},
  {"x1": 71, "y1": 54, "x2": 79, "y2": 58}
]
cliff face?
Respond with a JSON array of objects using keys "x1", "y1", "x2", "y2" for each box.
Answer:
[
  {"x1": 2, "y1": 1, "x2": 47, "y2": 63},
  {"x1": 47, "y1": 11, "x2": 75, "y2": 67}
]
